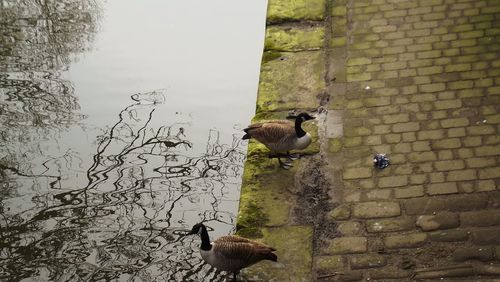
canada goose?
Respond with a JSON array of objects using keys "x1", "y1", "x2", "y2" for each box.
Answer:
[
  {"x1": 242, "y1": 112, "x2": 315, "y2": 168},
  {"x1": 188, "y1": 223, "x2": 277, "y2": 281}
]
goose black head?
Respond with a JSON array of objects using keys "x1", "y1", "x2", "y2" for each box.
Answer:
[
  {"x1": 287, "y1": 112, "x2": 315, "y2": 122},
  {"x1": 188, "y1": 223, "x2": 205, "y2": 235}
]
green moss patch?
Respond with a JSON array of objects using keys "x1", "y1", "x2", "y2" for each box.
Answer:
[
  {"x1": 267, "y1": 0, "x2": 325, "y2": 23},
  {"x1": 265, "y1": 26, "x2": 325, "y2": 51},
  {"x1": 257, "y1": 51, "x2": 325, "y2": 112},
  {"x1": 242, "y1": 226, "x2": 313, "y2": 281}
]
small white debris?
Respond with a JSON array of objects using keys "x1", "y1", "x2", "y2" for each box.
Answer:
[
  {"x1": 482, "y1": 119, "x2": 487, "y2": 123},
  {"x1": 364, "y1": 85, "x2": 371, "y2": 90}
]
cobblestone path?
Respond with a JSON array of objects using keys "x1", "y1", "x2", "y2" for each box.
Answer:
[{"x1": 238, "y1": 0, "x2": 500, "y2": 281}]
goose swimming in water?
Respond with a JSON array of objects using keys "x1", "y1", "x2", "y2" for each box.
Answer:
[
  {"x1": 188, "y1": 223, "x2": 277, "y2": 281},
  {"x1": 242, "y1": 112, "x2": 315, "y2": 168}
]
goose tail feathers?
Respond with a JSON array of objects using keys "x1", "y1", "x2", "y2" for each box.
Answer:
[
  {"x1": 266, "y1": 252, "x2": 278, "y2": 262},
  {"x1": 242, "y1": 133, "x2": 251, "y2": 140}
]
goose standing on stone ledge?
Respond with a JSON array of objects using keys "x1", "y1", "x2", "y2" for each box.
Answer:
[
  {"x1": 242, "y1": 112, "x2": 315, "y2": 168},
  {"x1": 187, "y1": 223, "x2": 278, "y2": 281}
]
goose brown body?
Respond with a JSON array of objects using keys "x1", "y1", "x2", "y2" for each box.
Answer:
[
  {"x1": 188, "y1": 223, "x2": 277, "y2": 281},
  {"x1": 243, "y1": 120, "x2": 303, "y2": 152},
  {"x1": 242, "y1": 113, "x2": 314, "y2": 154},
  {"x1": 201, "y1": 235, "x2": 277, "y2": 273}
]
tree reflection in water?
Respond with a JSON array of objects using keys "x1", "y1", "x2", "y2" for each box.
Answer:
[
  {"x1": 1, "y1": 90, "x2": 246, "y2": 281},
  {"x1": 0, "y1": 1, "x2": 246, "y2": 281}
]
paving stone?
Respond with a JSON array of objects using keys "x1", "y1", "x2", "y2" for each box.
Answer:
[
  {"x1": 447, "y1": 169, "x2": 477, "y2": 181},
  {"x1": 426, "y1": 182, "x2": 459, "y2": 195},
  {"x1": 337, "y1": 222, "x2": 362, "y2": 235},
  {"x1": 265, "y1": 26, "x2": 325, "y2": 51},
  {"x1": 434, "y1": 160, "x2": 465, "y2": 171},
  {"x1": 315, "y1": 255, "x2": 344, "y2": 271},
  {"x1": 343, "y1": 167, "x2": 372, "y2": 180},
  {"x1": 471, "y1": 228, "x2": 500, "y2": 245},
  {"x1": 460, "y1": 210, "x2": 500, "y2": 227},
  {"x1": 378, "y1": 175, "x2": 408, "y2": 188},
  {"x1": 350, "y1": 254, "x2": 387, "y2": 269},
  {"x1": 352, "y1": 202, "x2": 401, "y2": 219},
  {"x1": 416, "y1": 212, "x2": 459, "y2": 231},
  {"x1": 478, "y1": 167, "x2": 500, "y2": 179},
  {"x1": 327, "y1": 237, "x2": 367, "y2": 254},
  {"x1": 395, "y1": 185, "x2": 425, "y2": 198},
  {"x1": 404, "y1": 194, "x2": 489, "y2": 215},
  {"x1": 368, "y1": 267, "x2": 412, "y2": 280},
  {"x1": 452, "y1": 247, "x2": 494, "y2": 262},
  {"x1": 257, "y1": 51, "x2": 324, "y2": 112},
  {"x1": 384, "y1": 233, "x2": 427, "y2": 248},
  {"x1": 329, "y1": 204, "x2": 351, "y2": 220},
  {"x1": 432, "y1": 138, "x2": 462, "y2": 149},
  {"x1": 366, "y1": 217, "x2": 415, "y2": 233},
  {"x1": 413, "y1": 267, "x2": 476, "y2": 280},
  {"x1": 428, "y1": 229, "x2": 469, "y2": 242},
  {"x1": 267, "y1": 0, "x2": 325, "y2": 22}
]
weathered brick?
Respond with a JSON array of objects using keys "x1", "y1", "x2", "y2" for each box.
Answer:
[
  {"x1": 420, "y1": 83, "x2": 445, "y2": 92},
  {"x1": 395, "y1": 185, "x2": 425, "y2": 198},
  {"x1": 463, "y1": 136, "x2": 482, "y2": 147},
  {"x1": 475, "y1": 146, "x2": 500, "y2": 157},
  {"x1": 329, "y1": 204, "x2": 351, "y2": 220},
  {"x1": 315, "y1": 255, "x2": 344, "y2": 271},
  {"x1": 327, "y1": 237, "x2": 367, "y2": 254},
  {"x1": 382, "y1": 113, "x2": 410, "y2": 124},
  {"x1": 416, "y1": 212, "x2": 459, "y2": 231},
  {"x1": 429, "y1": 230, "x2": 469, "y2": 242},
  {"x1": 471, "y1": 228, "x2": 500, "y2": 245},
  {"x1": 438, "y1": 150, "x2": 453, "y2": 160},
  {"x1": 392, "y1": 122, "x2": 420, "y2": 133},
  {"x1": 432, "y1": 138, "x2": 462, "y2": 149},
  {"x1": 343, "y1": 167, "x2": 372, "y2": 179},
  {"x1": 393, "y1": 143, "x2": 412, "y2": 153},
  {"x1": 466, "y1": 157, "x2": 496, "y2": 168},
  {"x1": 353, "y1": 202, "x2": 401, "y2": 219},
  {"x1": 418, "y1": 130, "x2": 445, "y2": 140},
  {"x1": 404, "y1": 194, "x2": 489, "y2": 215},
  {"x1": 337, "y1": 222, "x2": 362, "y2": 235},
  {"x1": 426, "y1": 182, "x2": 459, "y2": 195},
  {"x1": 440, "y1": 118, "x2": 469, "y2": 128},
  {"x1": 434, "y1": 99, "x2": 462, "y2": 109},
  {"x1": 434, "y1": 160, "x2": 465, "y2": 171},
  {"x1": 412, "y1": 141, "x2": 431, "y2": 151},
  {"x1": 429, "y1": 172, "x2": 445, "y2": 183},
  {"x1": 466, "y1": 125, "x2": 496, "y2": 135},
  {"x1": 378, "y1": 175, "x2": 409, "y2": 188},
  {"x1": 447, "y1": 169, "x2": 477, "y2": 181},
  {"x1": 447, "y1": 128, "x2": 466, "y2": 137},
  {"x1": 478, "y1": 167, "x2": 500, "y2": 179},
  {"x1": 350, "y1": 254, "x2": 387, "y2": 269},
  {"x1": 408, "y1": 151, "x2": 437, "y2": 162},
  {"x1": 476, "y1": 180, "x2": 496, "y2": 192},
  {"x1": 347, "y1": 57, "x2": 372, "y2": 66},
  {"x1": 384, "y1": 233, "x2": 427, "y2": 248},
  {"x1": 449, "y1": 80, "x2": 474, "y2": 90},
  {"x1": 417, "y1": 66, "x2": 443, "y2": 75},
  {"x1": 417, "y1": 50, "x2": 441, "y2": 58},
  {"x1": 460, "y1": 210, "x2": 500, "y2": 227},
  {"x1": 452, "y1": 247, "x2": 494, "y2": 262}
]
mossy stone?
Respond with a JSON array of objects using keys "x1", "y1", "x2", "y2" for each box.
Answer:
[
  {"x1": 257, "y1": 51, "x2": 325, "y2": 112},
  {"x1": 265, "y1": 26, "x2": 325, "y2": 51},
  {"x1": 242, "y1": 226, "x2": 313, "y2": 281},
  {"x1": 267, "y1": 0, "x2": 325, "y2": 23}
]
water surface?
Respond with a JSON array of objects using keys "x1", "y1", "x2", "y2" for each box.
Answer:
[{"x1": 0, "y1": 0, "x2": 267, "y2": 281}]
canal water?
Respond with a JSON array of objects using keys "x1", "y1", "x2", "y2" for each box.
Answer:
[{"x1": 0, "y1": 0, "x2": 267, "y2": 281}]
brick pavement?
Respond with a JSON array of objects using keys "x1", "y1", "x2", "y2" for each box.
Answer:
[{"x1": 238, "y1": 0, "x2": 500, "y2": 281}]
